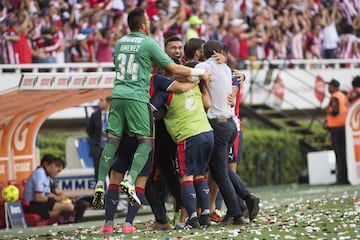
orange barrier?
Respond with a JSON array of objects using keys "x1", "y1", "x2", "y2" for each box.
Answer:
[{"x1": 0, "y1": 72, "x2": 113, "y2": 182}]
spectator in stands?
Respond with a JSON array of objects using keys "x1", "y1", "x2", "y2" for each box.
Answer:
[
  {"x1": 305, "y1": 24, "x2": 322, "y2": 60},
  {"x1": 1, "y1": 14, "x2": 32, "y2": 64},
  {"x1": 222, "y1": 18, "x2": 243, "y2": 69},
  {"x1": 95, "y1": 28, "x2": 116, "y2": 71},
  {"x1": 337, "y1": 24, "x2": 359, "y2": 61},
  {"x1": 321, "y1": 6, "x2": 341, "y2": 60},
  {"x1": 186, "y1": 15, "x2": 202, "y2": 41},
  {"x1": 23, "y1": 155, "x2": 75, "y2": 223},
  {"x1": 0, "y1": 0, "x2": 359, "y2": 67},
  {"x1": 70, "y1": 33, "x2": 91, "y2": 63},
  {"x1": 289, "y1": 10, "x2": 309, "y2": 60}
]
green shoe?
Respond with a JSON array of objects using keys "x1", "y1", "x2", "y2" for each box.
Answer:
[
  {"x1": 120, "y1": 180, "x2": 141, "y2": 206},
  {"x1": 171, "y1": 210, "x2": 180, "y2": 226},
  {"x1": 92, "y1": 183, "x2": 105, "y2": 209}
]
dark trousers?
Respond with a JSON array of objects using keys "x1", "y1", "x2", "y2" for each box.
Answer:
[
  {"x1": 330, "y1": 127, "x2": 348, "y2": 184},
  {"x1": 209, "y1": 119, "x2": 241, "y2": 217},
  {"x1": 145, "y1": 119, "x2": 182, "y2": 223},
  {"x1": 228, "y1": 169, "x2": 250, "y2": 200}
]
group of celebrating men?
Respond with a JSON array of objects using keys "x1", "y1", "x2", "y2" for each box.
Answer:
[{"x1": 91, "y1": 7, "x2": 260, "y2": 234}]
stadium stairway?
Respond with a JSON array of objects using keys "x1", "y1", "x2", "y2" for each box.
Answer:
[{"x1": 240, "y1": 103, "x2": 332, "y2": 152}]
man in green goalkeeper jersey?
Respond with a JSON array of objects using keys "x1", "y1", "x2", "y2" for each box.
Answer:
[{"x1": 92, "y1": 7, "x2": 211, "y2": 208}]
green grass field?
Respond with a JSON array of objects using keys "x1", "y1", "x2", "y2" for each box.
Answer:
[{"x1": 2, "y1": 184, "x2": 359, "y2": 240}]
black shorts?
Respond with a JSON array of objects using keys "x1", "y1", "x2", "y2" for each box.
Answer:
[
  {"x1": 26, "y1": 198, "x2": 56, "y2": 219},
  {"x1": 111, "y1": 134, "x2": 153, "y2": 176}
]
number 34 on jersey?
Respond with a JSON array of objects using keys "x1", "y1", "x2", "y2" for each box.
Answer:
[{"x1": 116, "y1": 53, "x2": 139, "y2": 81}]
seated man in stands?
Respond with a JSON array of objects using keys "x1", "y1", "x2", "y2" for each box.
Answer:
[{"x1": 23, "y1": 154, "x2": 80, "y2": 223}]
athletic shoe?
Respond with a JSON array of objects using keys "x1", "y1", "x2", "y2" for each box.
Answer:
[
  {"x1": 100, "y1": 225, "x2": 114, "y2": 234},
  {"x1": 171, "y1": 210, "x2": 180, "y2": 226},
  {"x1": 210, "y1": 210, "x2": 223, "y2": 223},
  {"x1": 120, "y1": 180, "x2": 141, "y2": 206},
  {"x1": 199, "y1": 214, "x2": 211, "y2": 227},
  {"x1": 92, "y1": 182, "x2": 105, "y2": 209},
  {"x1": 184, "y1": 217, "x2": 200, "y2": 230},
  {"x1": 122, "y1": 223, "x2": 136, "y2": 233},
  {"x1": 175, "y1": 222, "x2": 186, "y2": 230},
  {"x1": 152, "y1": 221, "x2": 170, "y2": 231}
]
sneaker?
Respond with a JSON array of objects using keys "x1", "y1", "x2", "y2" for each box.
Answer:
[
  {"x1": 245, "y1": 194, "x2": 260, "y2": 222},
  {"x1": 199, "y1": 214, "x2": 211, "y2": 227},
  {"x1": 184, "y1": 217, "x2": 200, "y2": 230},
  {"x1": 171, "y1": 210, "x2": 180, "y2": 226},
  {"x1": 92, "y1": 183, "x2": 105, "y2": 209},
  {"x1": 120, "y1": 180, "x2": 141, "y2": 206},
  {"x1": 122, "y1": 223, "x2": 136, "y2": 233},
  {"x1": 152, "y1": 221, "x2": 170, "y2": 231},
  {"x1": 210, "y1": 210, "x2": 223, "y2": 223},
  {"x1": 100, "y1": 225, "x2": 114, "y2": 234},
  {"x1": 175, "y1": 222, "x2": 185, "y2": 230}
]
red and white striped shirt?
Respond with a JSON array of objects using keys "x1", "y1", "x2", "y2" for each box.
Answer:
[
  {"x1": 44, "y1": 30, "x2": 64, "y2": 57},
  {"x1": 338, "y1": 33, "x2": 358, "y2": 59},
  {"x1": 1, "y1": 28, "x2": 18, "y2": 64},
  {"x1": 291, "y1": 33, "x2": 304, "y2": 59}
]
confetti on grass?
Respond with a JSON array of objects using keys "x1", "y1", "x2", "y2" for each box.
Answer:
[{"x1": 4, "y1": 186, "x2": 359, "y2": 240}]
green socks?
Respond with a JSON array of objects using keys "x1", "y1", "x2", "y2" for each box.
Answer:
[
  {"x1": 97, "y1": 141, "x2": 119, "y2": 183},
  {"x1": 127, "y1": 143, "x2": 152, "y2": 184}
]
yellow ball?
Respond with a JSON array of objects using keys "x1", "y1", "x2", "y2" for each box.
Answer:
[{"x1": 2, "y1": 185, "x2": 19, "y2": 202}]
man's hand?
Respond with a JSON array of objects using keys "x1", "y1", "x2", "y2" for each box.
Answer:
[
  {"x1": 228, "y1": 92, "x2": 234, "y2": 107},
  {"x1": 201, "y1": 71, "x2": 212, "y2": 86},
  {"x1": 212, "y1": 50, "x2": 226, "y2": 64},
  {"x1": 233, "y1": 69, "x2": 246, "y2": 83}
]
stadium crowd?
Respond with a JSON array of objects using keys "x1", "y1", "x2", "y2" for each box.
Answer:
[{"x1": 0, "y1": 0, "x2": 359, "y2": 66}]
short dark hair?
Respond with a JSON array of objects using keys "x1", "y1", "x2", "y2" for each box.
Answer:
[
  {"x1": 352, "y1": 75, "x2": 360, "y2": 88},
  {"x1": 203, "y1": 40, "x2": 223, "y2": 59},
  {"x1": 41, "y1": 154, "x2": 66, "y2": 168},
  {"x1": 184, "y1": 38, "x2": 205, "y2": 59},
  {"x1": 127, "y1": 7, "x2": 146, "y2": 32},
  {"x1": 164, "y1": 35, "x2": 182, "y2": 48},
  {"x1": 105, "y1": 96, "x2": 112, "y2": 102},
  {"x1": 40, "y1": 154, "x2": 54, "y2": 165}
]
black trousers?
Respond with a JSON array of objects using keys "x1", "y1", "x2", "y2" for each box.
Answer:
[
  {"x1": 330, "y1": 127, "x2": 348, "y2": 184},
  {"x1": 145, "y1": 119, "x2": 182, "y2": 223}
]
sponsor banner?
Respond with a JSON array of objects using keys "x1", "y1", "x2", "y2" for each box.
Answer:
[
  {"x1": 0, "y1": 161, "x2": 8, "y2": 182},
  {"x1": 52, "y1": 75, "x2": 70, "y2": 88},
  {"x1": 19, "y1": 73, "x2": 114, "y2": 90},
  {"x1": 346, "y1": 100, "x2": 360, "y2": 185},
  {"x1": 5, "y1": 201, "x2": 27, "y2": 229},
  {"x1": 18, "y1": 75, "x2": 37, "y2": 89},
  {"x1": 67, "y1": 75, "x2": 87, "y2": 89},
  {"x1": 55, "y1": 173, "x2": 96, "y2": 197},
  {"x1": 98, "y1": 74, "x2": 115, "y2": 88},
  {"x1": 14, "y1": 159, "x2": 32, "y2": 181}
]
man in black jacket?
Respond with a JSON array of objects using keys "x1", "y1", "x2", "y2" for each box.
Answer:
[{"x1": 86, "y1": 96, "x2": 111, "y2": 183}]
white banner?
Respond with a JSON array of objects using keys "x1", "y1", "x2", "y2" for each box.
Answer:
[
  {"x1": 242, "y1": 68, "x2": 357, "y2": 110},
  {"x1": 19, "y1": 73, "x2": 114, "y2": 90}
]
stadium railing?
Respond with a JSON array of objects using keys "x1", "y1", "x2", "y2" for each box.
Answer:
[{"x1": 0, "y1": 59, "x2": 359, "y2": 73}]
